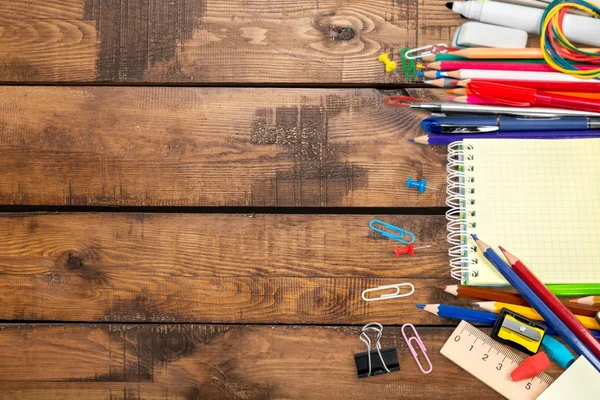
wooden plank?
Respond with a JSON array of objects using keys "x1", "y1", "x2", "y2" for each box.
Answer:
[
  {"x1": 0, "y1": 0, "x2": 463, "y2": 83},
  {"x1": 0, "y1": 86, "x2": 446, "y2": 207},
  {"x1": 0, "y1": 213, "x2": 457, "y2": 323},
  {"x1": 0, "y1": 324, "x2": 559, "y2": 399}
]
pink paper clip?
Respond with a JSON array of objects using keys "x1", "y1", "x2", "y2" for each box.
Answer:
[{"x1": 401, "y1": 323, "x2": 433, "y2": 374}]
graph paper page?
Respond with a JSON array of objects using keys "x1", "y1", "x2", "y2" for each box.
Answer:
[{"x1": 463, "y1": 138, "x2": 600, "y2": 285}]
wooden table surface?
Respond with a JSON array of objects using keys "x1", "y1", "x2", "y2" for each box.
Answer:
[{"x1": 0, "y1": 1, "x2": 559, "y2": 399}]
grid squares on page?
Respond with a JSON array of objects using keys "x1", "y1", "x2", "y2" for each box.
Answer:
[{"x1": 463, "y1": 138, "x2": 600, "y2": 285}]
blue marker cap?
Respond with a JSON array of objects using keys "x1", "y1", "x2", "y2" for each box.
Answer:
[{"x1": 541, "y1": 335, "x2": 575, "y2": 369}]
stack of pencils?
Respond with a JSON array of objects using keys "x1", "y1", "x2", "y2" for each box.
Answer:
[
  {"x1": 403, "y1": 47, "x2": 600, "y2": 146},
  {"x1": 417, "y1": 241, "x2": 600, "y2": 373}
]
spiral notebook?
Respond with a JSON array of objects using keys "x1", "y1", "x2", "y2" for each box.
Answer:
[{"x1": 447, "y1": 138, "x2": 600, "y2": 285}]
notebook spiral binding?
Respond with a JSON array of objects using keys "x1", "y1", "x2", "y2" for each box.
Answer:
[{"x1": 446, "y1": 141, "x2": 478, "y2": 281}]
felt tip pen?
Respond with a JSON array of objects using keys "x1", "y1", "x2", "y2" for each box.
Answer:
[
  {"x1": 420, "y1": 116, "x2": 600, "y2": 134},
  {"x1": 447, "y1": 1, "x2": 600, "y2": 47},
  {"x1": 408, "y1": 103, "x2": 600, "y2": 117},
  {"x1": 468, "y1": 82, "x2": 600, "y2": 114}
]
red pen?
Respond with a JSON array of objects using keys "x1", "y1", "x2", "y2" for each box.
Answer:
[
  {"x1": 457, "y1": 78, "x2": 600, "y2": 92},
  {"x1": 468, "y1": 81, "x2": 600, "y2": 113}
]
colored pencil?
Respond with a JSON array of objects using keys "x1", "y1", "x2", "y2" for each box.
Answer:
[
  {"x1": 545, "y1": 284, "x2": 600, "y2": 297},
  {"x1": 416, "y1": 303, "x2": 600, "y2": 339},
  {"x1": 442, "y1": 285, "x2": 600, "y2": 317},
  {"x1": 423, "y1": 78, "x2": 456, "y2": 88},
  {"x1": 472, "y1": 235, "x2": 600, "y2": 372},
  {"x1": 446, "y1": 88, "x2": 600, "y2": 100},
  {"x1": 571, "y1": 296, "x2": 600, "y2": 306},
  {"x1": 419, "y1": 70, "x2": 446, "y2": 79},
  {"x1": 421, "y1": 54, "x2": 550, "y2": 63},
  {"x1": 416, "y1": 303, "x2": 498, "y2": 325},
  {"x1": 410, "y1": 131, "x2": 600, "y2": 146},
  {"x1": 475, "y1": 301, "x2": 600, "y2": 331},
  {"x1": 456, "y1": 79, "x2": 600, "y2": 91},
  {"x1": 427, "y1": 61, "x2": 597, "y2": 73},
  {"x1": 446, "y1": 69, "x2": 599, "y2": 83},
  {"x1": 500, "y1": 246, "x2": 600, "y2": 361},
  {"x1": 451, "y1": 47, "x2": 600, "y2": 59}
]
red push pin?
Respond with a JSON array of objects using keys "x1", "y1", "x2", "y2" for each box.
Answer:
[
  {"x1": 511, "y1": 352, "x2": 551, "y2": 381},
  {"x1": 394, "y1": 243, "x2": 432, "y2": 257}
]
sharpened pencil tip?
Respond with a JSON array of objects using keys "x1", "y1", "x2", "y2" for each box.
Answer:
[
  {"x1": 445, "y1": 2, "x2": 453, "y2": 9},
  {"x1": 415, "y1": 304, "x2": 425, "y2": 309},
  {"x1": 408, "y1": 138, "x2": 414, "y2": 142},
  {"x1": 470, "y1": 234, "x2": 478, "y2": 241}
]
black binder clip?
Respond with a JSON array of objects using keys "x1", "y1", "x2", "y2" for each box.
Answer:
[{"x1": 354, "y1": 323, "x2": 400, "y2": 378}]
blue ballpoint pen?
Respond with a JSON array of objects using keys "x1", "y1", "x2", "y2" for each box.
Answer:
[{"x1": 421, "y1": 116, "x2": 600, "y2": 134}]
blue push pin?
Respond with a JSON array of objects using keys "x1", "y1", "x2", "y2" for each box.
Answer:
[{"x1": 407, "y1": 177, "x2": 439, "y2": 193}]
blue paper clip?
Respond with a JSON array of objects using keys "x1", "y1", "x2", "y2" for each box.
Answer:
[{"x1": 369, "y1": 219, "x2": 415, "y2": 244}]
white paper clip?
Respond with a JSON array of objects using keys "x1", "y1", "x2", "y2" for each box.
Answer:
[
  {"x1": 404, "y1": 43, "x2": 451, "y2": 60},
  {"x1": 401, "y1": 323, "x2": 433, "y2": 374},
  {"x1": 361, "y1": 283, "x2": 415, "y2": 302}
]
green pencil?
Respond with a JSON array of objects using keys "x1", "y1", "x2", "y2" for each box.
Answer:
[{"x1": 547, "y1": 284, "x2": 600, "y2": 297}]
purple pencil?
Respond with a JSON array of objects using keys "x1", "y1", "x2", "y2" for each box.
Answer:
[{"x1": 410, "y1": 131, "x2": 600, "y2": 145}]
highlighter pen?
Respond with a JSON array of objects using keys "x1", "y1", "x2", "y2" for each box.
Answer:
[{"x1": 447, "y1": 1, "x2": 600, "y2": 46}]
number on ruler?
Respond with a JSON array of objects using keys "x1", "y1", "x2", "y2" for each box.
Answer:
[
  {"x1": 496, "y1": 363, "x2": 503, "y2": 370},
  {"x1": 482, "y1": 354, "x2": 489, "y2": 361}
]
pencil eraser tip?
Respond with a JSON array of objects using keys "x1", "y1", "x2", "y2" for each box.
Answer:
[{"x1": 415, "y1": 304, "x2": 425, "y2": 309}]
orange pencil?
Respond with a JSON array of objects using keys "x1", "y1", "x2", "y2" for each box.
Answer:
[{"x1": 451, "y1": 47, "x2": 600, "y2": 59}]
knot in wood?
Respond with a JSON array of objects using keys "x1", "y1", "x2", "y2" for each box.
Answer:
[{"x1": 66, "y1": 254, "x2": 83, "y2": 270}]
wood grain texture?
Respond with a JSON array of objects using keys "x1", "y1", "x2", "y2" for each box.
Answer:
[
  {"x1": 0, "y1": 213, "x2": 459, "y2": 323},
  {"x1": 0, "y1": 86, "x2": 446, "y2": 207},
  {"x1": 0, "y1": 324, "x2": 560, "y2": 399},
  {"x1": 0, "y1": 0, "x2": 463, "y2": 83}
]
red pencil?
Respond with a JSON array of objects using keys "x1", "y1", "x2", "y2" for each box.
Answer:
[
  {"x1": 456, "y1": 79, "x2": 600, "y2": 91},
  {"x1": 427, "y1": 61, "x2": 596, "y2": 73},
  {"x1": 499, "y1": 246, "x2": 600, "y2": 360}
]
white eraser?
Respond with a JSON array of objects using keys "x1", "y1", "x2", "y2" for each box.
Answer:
[{"x1": 452, "y1": 22, "x2": 528, "y2": 48}]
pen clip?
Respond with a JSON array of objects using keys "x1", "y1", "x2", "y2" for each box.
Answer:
[{"x1": 439, "y1": 125, "x2": 499, "y2": 133}]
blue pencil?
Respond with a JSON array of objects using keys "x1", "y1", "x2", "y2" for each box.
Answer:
[
  {"x1": 416, "y1": 303, "x2": 498, "y2": 325},
  {"x1": 472, "y1": 235, "x2": 600, "y2": 373},
  {"x1": 415, "y1": 303, "x2": 600, "y2": 339}
]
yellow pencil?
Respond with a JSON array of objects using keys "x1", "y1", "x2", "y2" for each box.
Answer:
[
  {"x1": 570, "y1": 296, "x2": 600, "y2": 307},
  {"x1": 475, "y1": 301, "x2": 600, "y2": 331}
]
